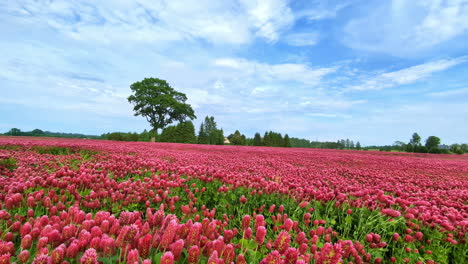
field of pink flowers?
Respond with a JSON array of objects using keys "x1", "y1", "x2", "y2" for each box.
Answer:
[{"x1": 0, "y1": 137, "x2": 467, "y2": 264}]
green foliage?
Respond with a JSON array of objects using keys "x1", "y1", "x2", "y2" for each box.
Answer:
[
  {"x1": 198, "y1": 116, "x2": 224, "y2": 145},
  {"x1": 31, "y1": 146, "x2": 99, "y2": 157},
  {"x1": 450, "y1": 144, "x2": 465, "y2": 154},
  {"x1": 2, "y1": 128, "x2": 100, "y2": 139},
  {"x1": 101, "y1": 130, "x2": 155, "y2": 142},
  {"x1": 253, "y1": 132, "x2": 262, "y2": 146},
  {"x1": 283, "y1": 134, "x2": 291, "y2": 147},
  {"x1": 32, "y1": 146, "x2": 74, "y2": 155},
  {"x1": 160, "y1": 121, "x2": 197, "y2": 143},
  {"x1": 425, "y1": 136, "x2": 441, "y2": 150},
  {"x1": 428, "y1": 147, "x2": 450, "y2": 154},
  {"x1": 261, "y1": 131, "x2": 284, "y2": 147},
  {"x1": 0, "y1": 157, "x2": 17, "y2": 171},
  {"x1": 105, "y1": 132, "x2": 139, "y2": 141},
  {"x1": 127, "y1": 77, "x2": 196, "y2": 135},
  {"x1": 410, "y1": 132, "x2": 421, "y2": 147},
  {"x1": 5, "y1": 128, "x2": 21, "y2": 136},
  {"x1": 228, "y1": 130, "x2": 246, "y2": 145}
]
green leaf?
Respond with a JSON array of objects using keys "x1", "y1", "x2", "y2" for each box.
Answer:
[
  {"x1": 247, "y1": 239, "x2": 258, "y2": 249},
  {"x1": 247, "y1": 249, "x2": 262, "y2": 262}
]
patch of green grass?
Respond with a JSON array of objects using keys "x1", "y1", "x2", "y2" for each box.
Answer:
[
  {"x1": 32, "y1": 146, "x2": 74, "y2": 155},
  {"x1": 0, "y1": 157, "x2": 17, "y2": 172},
  {"x1": 0, "y1": 144, "x2": 22, "y2": 150}
]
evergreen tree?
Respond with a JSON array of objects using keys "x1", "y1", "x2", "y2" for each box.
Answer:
[
  {"x1": 198, "y1": 116, "x2": 224, "y2": 145},
  {"x1": 197, "y1": 123, "x2": 208, "y2": 144},
  {"x1": 356, "y1": 141, "x2": 361, "y2": 150},
  {"x1": 263, "y1": 132, "x2": 270, "y2": 146},
  {"x1": 283, "y1": 134, "x2": 291, "y2": 147},
  {"x1": 253, "y1": 133, "x2": 262, "y2": 146},
  {"x1": 177, "y1": 121, "x2": 197, "y2": 143},
  {"x1": 160, "y1": 125, "x2": 177, "y2": 142}
]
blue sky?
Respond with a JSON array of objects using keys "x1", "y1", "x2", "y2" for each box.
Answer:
[{"x1": 1, "y1": 0, "x2": 467, "y2": 146}]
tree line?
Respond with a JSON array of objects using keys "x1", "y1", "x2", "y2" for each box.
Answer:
[
  {"x1": 364, "y1": 132, "x2": 467, "y2": 154},
  {"x1": 2, "y1": 128, "x2": 101, "y2": 139},
  {"x1": 3, "y1": 77, "x2": 466, "y2": 154}
]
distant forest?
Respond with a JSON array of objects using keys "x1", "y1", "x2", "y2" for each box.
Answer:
[
  {"x1": 2, "y1": 123, "x2": 467, "y2": 154},
  {"x1": 2, "y1": 128, "x2": 101, "y2": 139}
]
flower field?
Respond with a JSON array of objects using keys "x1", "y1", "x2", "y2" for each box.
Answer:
[{"x1": 0, "y1": 137, "x2": 467, "y2": 264}]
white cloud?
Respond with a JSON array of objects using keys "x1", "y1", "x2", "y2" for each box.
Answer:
[
  {"x1": 2, "y1": 0, "x2": 297, "y2": 45},
  {"x1": 427, "y1": 87, "x2": 468, "y2": 97},
  {"x1": 239, "y1": 0, "x2": 294, "y2": 42},
  {"x1": 213, "y1": 57, "x2": 337, "y2": 85},
  {"x1": 299, "y1": 98, "x2": 366, "y2": 109},
  {"x1": 295, "y1": 1, "x2": 350, "y2": 21},
  {"x1": 284, "y1": 32, "x2": 320, "y2": 46},
  {"x1": 306, "y1": 113, "x2": 352, "y2": 118},
  {"x1": 185, "y1": 89, "x2": 225, "y2": 109},
  {"x1": 343, "y1": 0, "x2": 468, "y2": 55},
  {"x1": 348, "y1": 57, "x2": 466, "y2": 91}
]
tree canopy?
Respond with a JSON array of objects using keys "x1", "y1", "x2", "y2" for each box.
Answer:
[
  {"x1": 425, "y1": 136, "x2": 441, "y2": 150},
  {"x1": 127, "y1": 78, "x2": 196, "y2": 135},
  {"x1": 198, "y1": 116, "x2": 224, "y2": 145}
]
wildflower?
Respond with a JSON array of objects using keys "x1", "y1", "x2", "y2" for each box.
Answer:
[
  {"x1": 138, "y1": 234, "x2": 152, "y2": 258},
  {"x1": 127, "y1": 249, "x2": 139, "y2": 264},
  {"x1": 242, "y1": 215, "x2": 251, "y2": 231},
  {"x1": 256, "y1": 226, "x2": 267, "y2": 245},
  {"x1": 236, "y1": 254, "x2": 246, "y2": 264},
  {"x1": 186, "y1": 222, "x2": 202, "y2": 246},
  {"x1": 283, "y1": 218, "x2": 293, "y2": 231},
  {"x1": 274, "y1": 231, "x2": 291, "y2": 253},
  {"x1": 285, "y1": 247, "x2": 299, "y2": 264},
  {"x1": 79, "y1": 248, "x2": 98, "y2": 264},
  {"x1": 50, "y1": 247, "x2": 65, "y2": 264},
  {"x1": 222, "y1": 244, "x2": 235, "y2": 264},
  {"x1": 188, "y1": 245, "x2": 200, "y2": 264},
  {"x1": 260, "y1": 250, "x2": 281, "y2": 264},
  {"x1": 21, "y1": 234, "x2": 32, "y2": 249},
  {"x1": 171, "y1": 239, "x2": 184, "y2": 261},
  {"x1": 66, "y1": 243, "x2": 79, "y2": 259},
  {"x1": 18, "y1": 250, "x2": 30, "y2": 263},
  {"x1": 32, "y1": 254, "x2": 49, "y2": 264},
  {"x1": 255, "y1": 215, "x2": 265, "y2": 229},
  {"x1": 207, "y1": 251, "x2": 218, "y2": 264},
  {"x1": 316, "y1": 243, "x2": 343, "y2": 264},
  {"x1": 239, "y1": 195, "x2": 247, "y2": 204},
  {"x1": 381, "y1": 208, "x2": 401, "y2": 218}
]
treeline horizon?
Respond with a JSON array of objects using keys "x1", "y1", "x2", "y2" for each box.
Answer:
[{"x1": 3, "y1": 124, "x2": 467, "y2": 154}]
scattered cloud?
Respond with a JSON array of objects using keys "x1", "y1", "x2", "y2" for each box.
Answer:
[
  {"x1": 427, "y1": 87, "x2": 468, "y2": 97},
  {"x1": 284, "y1": 32, "x2": 320, "y2": 46},
  {"x1": 1, "y1": 0, "x2": 467, "y2": 144},
  {"x1": 213, "y1": 57, "x2": 337, "y2": 86},
  {"x1": 348, "y1": 57, "x2": 466, "y2": 91},
  {"x1": 294, "y1": 1, "x2": 351, "y2": 21},
  {"x1": 343, "y1": 0, "x2": 468, "y2": 55}
]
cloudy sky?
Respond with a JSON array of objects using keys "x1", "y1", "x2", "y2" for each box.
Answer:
[{"x1": 1, "y1": 0, "x2": 467, "y2": 145}]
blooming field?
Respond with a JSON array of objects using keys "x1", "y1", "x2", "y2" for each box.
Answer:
[{"x1": 0, "y1": 137, "x2": 467, "y2": 264}]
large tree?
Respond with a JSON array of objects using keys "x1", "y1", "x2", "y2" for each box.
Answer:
[
  {"x1": 410, "y1": 132, "x2": 421, "y2": 146},
  {"x1": 127, "y1": 78, "x2": 196, "y2": 135},
  {"x1": 228, "y1": 130, "x2": 246, "y2": 145},
  {"x1": 425, "y1": 136, "x2": 441, "y2": 150},
  {"x1": 253, "y1": 133, "x2": 262, "y2": 146}
]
